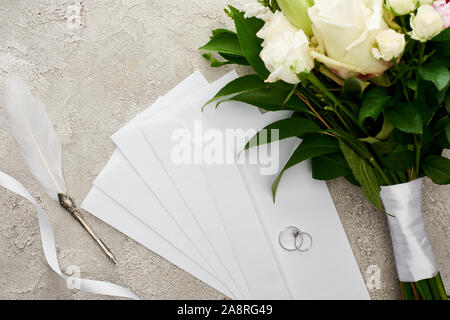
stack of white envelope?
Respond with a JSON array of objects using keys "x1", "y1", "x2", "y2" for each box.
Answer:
[{"x1": 81, "y1": 70, "x2": 371, "y2": 300}]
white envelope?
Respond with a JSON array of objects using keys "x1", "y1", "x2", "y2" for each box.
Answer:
[
  {"x1": 113, "y1": 70, "x2": 209, "y2": 137},
  {"x1": 111, "y1": 72, "x2": 251, "y2": 299},
  {"x1": 239, "y1": 139, "x2": 371, "y2": 300},
  {"x1": 141, "y1": 102, "x2": 292, "y2": 299},
  {"x1": 82, "y1": 183, "x2": 232, "y2": 297},
  {"x1": 83, "y1": 72, "x2": 239, "y2": 298},
  {"x1": 142, "y1": 101, "x2": 370, "y2": 299},
  {"x1": 91, "y1": 150, "x2": 234, "y2": 298}
]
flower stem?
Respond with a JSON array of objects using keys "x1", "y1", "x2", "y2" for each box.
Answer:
[
  {"x1": 368, "y1": 155, "x2": 393, "y2": 186},
  {"x1": 324, "y1": 106, "x2": 353, "y2": 133},
  {"x1": 435, "y1": 273, "x2": 449, "y2": 300},
  {"x1": 413, "y1": 135, "x2": 421, "y2": 180},
  {"x1": 416, "y1": 279, "x2": 434, "y2": 300},
  {"x1": 401, "y1": 282, "x2": 415, "y2": 300},
  {"x1": 428, "y1": 277, "x2": 441, "y2": 299},
  {"x1": 307, "y1": 73, "x2": 369, "y2": 136},
  {"x1": 414, "y1": 43, "x2": 426, "y2": 100},
  {"x1": 295, "y1": 91, "x2": 331, "y2": 130}
]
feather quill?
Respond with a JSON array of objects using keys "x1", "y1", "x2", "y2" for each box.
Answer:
[
  {"x1": 4, "y1": 76, "x2": 66, "y2": 200},
  {"x1": 3, "y1": 76, "x2": 117, "y2": 263}
]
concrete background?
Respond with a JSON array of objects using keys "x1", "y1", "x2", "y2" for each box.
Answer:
[{"x1": 0, "y1": 0, "x2": 448, "y2": 300}]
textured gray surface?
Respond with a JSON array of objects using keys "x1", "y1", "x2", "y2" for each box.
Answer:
[{"x1": 0, "y1": 0, "x2": 448, "y2": 300}]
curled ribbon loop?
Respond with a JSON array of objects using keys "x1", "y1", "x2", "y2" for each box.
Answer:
[{"x1": 0, "y1": 171, "x2": 140, "y2": 300}]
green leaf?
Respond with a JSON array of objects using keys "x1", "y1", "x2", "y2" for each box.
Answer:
[
  {"x1": 311, "y1": 153, "x2": 352, "y2": 181},
  {"x1": 229, "y1": 6, "x2": 269, "y2": 80},
  {"x1": 339, "y1": 140, "x2": 384, "y2": 211},
  {"x1": 418, "y1": 65, "x2": 450, "y2": 91},
  {"x1": 446, "y1": 122, "x2": 450, "y2": 143},
  {"x1": 372, "y1": 136, "x2": 398, "y2": 156},
  {"x1": 436, "y1": 133, "x2": 450, "y2": 149},
  {"x1": 370, "y1": 72, "x2": 391, "y2": 87},
  {"x1": 272, "y1": 134, "x2": 340, "y2": 201},
  {"x1": 385, "y1": 103, "x2": 423, "y2": 134},
  {"x1": 375, "y1": 117, "x2": 395, "y2": 140},
  {"x1": 406, "y1": 79, "x2": 418, "y2": 92},
  {"x1": 359, "y1": 137, "x2": 382, "y2": 144},
  {"x1": 415, "y1": 101, "x2": 434, "y2": 126},
  {"x1": 422, "y1": 155, "x2": 450, "y2": 185},
  {"x1": 341, "y1": 77, "x2": 366, "y2": 101},
  {"x1": 199, "y1": 31, "x2": 242, "y2": 56},
  {"x1": 244, "y1": 118, "x2": 321, "y2": 150},
  {"x1": 382, "y1": 151, "x2": 414, "y2": 172},
  {"x1": 225, "y1": 87, "x2": 309, "y2": 112},
  {"x1": 212, "y1": 28, "x2": 236, "y2": 36},
  {"x1": 202, "y1": 52, "x2": 232, "y2": 67},
  {"x1": 433, "y1": 40, "x2": 450, "y2": 60},
  {"x1": 431, "y1": 27, "x2": 450, "y2": 42},
  {"x1": 329, "y1": 128, "x2": 372, "y2": 159},
  {"x1": 422, "y1": 126, "x2": 434, "y2": 143},
  {"x1": 219, "y1": 53, "x2": 249, "y2": 65},
  {"x1": 203, "y1": 74, "x2": 266, "y2": 109},
  {"x1": 359, "y1": 87, "x2": 391, "y2": 123},
  {"x1": 345, "y1": 174, "x2": 361, "y2": 187},
  {"x1": 445, "y1": 90, "x2": 450, "y2": 114},
  {"x1": 432, "y1": 115, "x2": 449, "y2": 135}
]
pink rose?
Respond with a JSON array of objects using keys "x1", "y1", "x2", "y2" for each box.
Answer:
[{"x1": 434, "y1": 0, "x2": 450, "y2": 28}]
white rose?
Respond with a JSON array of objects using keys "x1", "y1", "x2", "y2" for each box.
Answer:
[
  {"x1": 411, "y1": 4, "x2": 445, "y2": 41},
  {"x1": 235, "y1": 0, "x2": 274, "y2": 21},
  {"x1": 387, "y1": 0, "x2": 418, "y2": 15},
  {"x1": 419, "y1": 0, "x2": 435, "y2": 5},
  {"x1": 308, "y1": 0, "x2": 392, "y2": 79},
  {"x1": 372, "y1": 29, "x2": 406, "y2": 61},
  {"x1": 257, "y1": 11, "x2": 314, "y2": 84}
]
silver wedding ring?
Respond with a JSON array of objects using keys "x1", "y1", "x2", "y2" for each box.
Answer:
[{"x1": 279, "y1": 226, "x2": 313, "y2": 252}]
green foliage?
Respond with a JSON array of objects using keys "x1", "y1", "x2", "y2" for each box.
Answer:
[
  {"x1": 229, "y1": 6, "x2": 269, "y2": 80},
  {"x1": 329, "y1": 128, "x2": 372, "y2": 159},
  {"x1": 422, "y1": 155, "x2": 450, "y2": 185},
  {"x1": 341, "y1": 77, "x2": 366, "y2": 101},
  {"x1": 431, "y1": 28, "x2": 450, "y2": 42},
  {"x1": 244, "y1": 118, "x2": 321, "y2": 151},
  {"x1": 199, "y1": 4, "x2": 450, "y2": 215},
  {"x1": 260, "y1": 0, "x2": 280, "y2": 12},
  {"x1": 372, "y1": 135, "x2": 398, "y2": 155},
  {"x1": 359, "y1": 87, "x2": 391, "y2": 123},
  {"x1": 200, "y1": 29, "x2": 249, "y2": 67},
  {"x1": 381, "y1": 151, "x2": 415, "y2": 172},
  {"x1": 223, "y1": 87, "x2": 310, "y2": 112},
  {"x1": 199, "y1": 31, "x2": 242, "y2": 56},
  {"x1": 311, "y1": 152, "x2": 352, "y2": 181},
  {"x1": 203, "y1": 75, "x2": 267, "y2": 109},
  {"x1": 272, "y1": 134, "x2": 340, "y2": 201},
  {"x1": 445, "y1": 91, "x2": 450, "y2": 114},
  {"x1": 202, "y1": 53, "x2": 233, "y2": 68},
  {"x1": 385, "y1": 103, "x2": 423, "y2": 134},
  {"x1": 418, "y1": 64, "x2": 450, "y2": 91},
  {"x1": 446, "y1": 122, "x2": 450, "y2": 144},
  {"x1": 219, "y1": 53, "x2": 250, "y2": 66},
  {"x1": 339, "y1": 140, "x2": 384, "y2": 211}
]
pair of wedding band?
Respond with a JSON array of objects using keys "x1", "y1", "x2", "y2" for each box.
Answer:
[{"x1": 279, "y1": 226, "x2": 313, "y2": 252}]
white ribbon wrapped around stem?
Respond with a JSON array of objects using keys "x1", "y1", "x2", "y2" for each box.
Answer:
[
  {"x1": 380, "y1": 179, "x2": 438, "y2": 282},
  {"x1": 0, "y1": 170, "x2": 140, "y2": 299}
]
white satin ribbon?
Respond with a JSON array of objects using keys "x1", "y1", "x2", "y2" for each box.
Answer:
[
  {"x1": 380, "y1": 179, "x2": 438, "y2": 282},
  {"x1": 0, "y1": 171, "x2": 140, "y2": 299}
]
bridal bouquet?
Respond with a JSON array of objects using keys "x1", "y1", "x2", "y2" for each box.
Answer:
[{"x1": 200, "y1": 0, "x2": 449, "y2": 300}]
